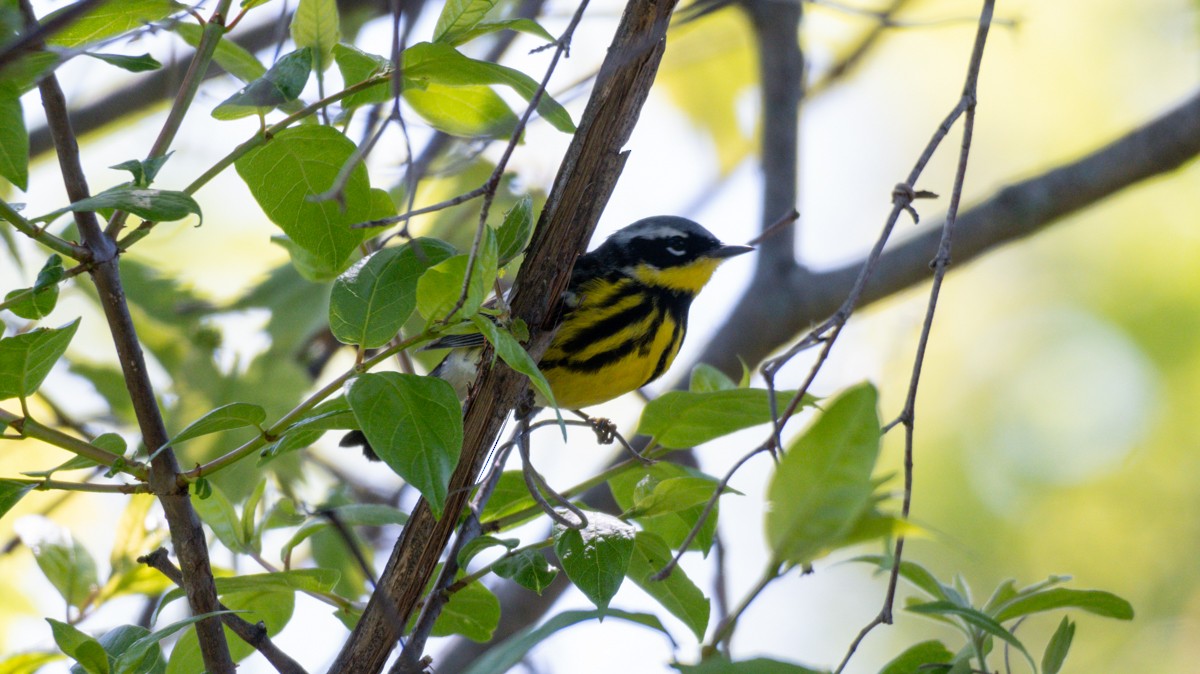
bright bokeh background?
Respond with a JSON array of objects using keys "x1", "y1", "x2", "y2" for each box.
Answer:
[{"x1": 2, "y1": 0, "x2": 1199, "y2": 672}]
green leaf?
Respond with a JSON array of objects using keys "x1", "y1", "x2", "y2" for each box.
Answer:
[
  {"x1": 689, "y1": 363, "x2": 736, "y2": 392},
  {"x1": 113, "y1": 612, "x2": 232, "y2": 674},
  {"x1": 433, "y1": 0, "x2": 496, "y2": 44},
  {"x1": 236, "y1": 125, "x2": 372, "y2": 274},
  {"x1": 765, "y1": 383, "x2": 880, "y2": 565},
  {"x1": 403, "y1": 42, "x2": 574, "y2": 133},
  {"x1": 405, "y1": 83, "x2": 517, "y2": 138},
  {"x1": 5, "y1": 253, "x2": 63, "y2": 319},
  {"x1": 0, "y1": 83, "x2": 28, "y2": 190},
  {"x1": 33, "y1": 535, "x2": 98, "y2": 611},
  {"x1": 433, "y1": 578, "x2": 500, "y2": 641},
  {"x1": 191, "y1": 482, "x2": 245, "y2": 552},
  {"x1": 627, "y1": 532, "x2": 709, "y2": 640},
  {"x1": 416, "y1": 227, "x2": 497, "y2": 322},
  {"x1": 637, "y1": 388, "x2": 808, "y2": 449},
  {"x1": 332, "y1": 44, "x2": 390, "y2": 110},
  {"x1": 329, "y1": 238, "x2": 455, "y2": 348},
  {"x1": 471, "y1": 314, "x2": 557, "y2": 410},
  {"x1": 110, "y1": 153, "x2": 172, "y2": 186},
  {"x1": 907, "y1": 601, "x2": 1036, "y2": 671},
  {"x1": 440, "y1": 18, "x2": 555, "y2": 48},
  {"x1": 878, "y1": 640, "x2": 954, "y2": 674},
  {"x1": 262, "y1": 398, "x2": 358, "y2": 459},
  {"x1": 171, "y1": 22, "x2": 265, "y2": 83},
  {"x1": 457, "y1": 535, "x2": 518, "y2": 566},
  {"x1": 77, "y1": 625, "x2": 164, "y2": 674},
  {"x1": 46, "y1": 620, "x2": 107, "y2": 674},
  {"x1": 290, "y1": 0, "x2": 339, "y2": 71},
  {"x1": 624, "y1": 476, "x2": 723, "y2": 519},
  {"x1": 0, "y1": 318, "x2": 79, "y2": 400},
  {"x1": 1041, "y1": 617, "x2": 1075, "y2": 674},
  {"x1": 280, "y1": 503, "x2": 409, "y2": 562},
  {"x1": 495, "y1": 195, "x2": 533, "y2": 266},
  {"x1": 479, "y1": 470, "x2": 535, "y2": 524},
  {"x1": 213, "y1": 48, "x2": 311, "y2": 120},
  {"x1": 0, "y1": 479, "x2": 35, "y2": 520},
  {"x1": 241, "y1": 477, "x2": 267, "y2": 552},
  {"x1": 492, "y1": 548, "x2": 558, "y2": 594},
  {"x1": 158, "y1": 569, "x2": 338, "y2": 619},
  {"x1": 347, "y1": 372, "x2": 463, "y2": 517},
  {"x1": 416, "y1": 256, "x2": 472, "y2": 321},
  {"x1": 165, "y1": 592, "x2": 290, "y2": 673},
  {"x1": 992, "y1": 587, "x2": 1134, "y2": 622},
  {"x1": 553, "y1": 512, "x2": 635, "y2": 610},
  {"x1": 0, "y1": 52, "x2": 61, "y2": 95},
  {"x1": 39, "y1": 186, "x2": 201, "y2": 225},
  {"x1": 609, "y1": 463, "x2": 719, "y2": 555},
  {"x1": 674, "y1": 657, "x2": 827, "y2": 673},
  {"x1": 459, "y1": 609, "x2": 672, "y2": 674},
  {"x1": 165, "y1": 402, "x2": 266, "y2": 449},
  {"x1": 84, "y1": 52, "x2": 161, "y2": 72},
  {"x1": 2, "y1": 285, "x2": 57, "y2": 320},
  {"x1": 47, "y1": 0, "x2": 183, "y2": 48}
]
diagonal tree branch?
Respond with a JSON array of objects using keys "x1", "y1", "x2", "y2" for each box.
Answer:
[
  {"x1": 139, "y1": 548, "x2": 307, "y2": 674},
  {"x1": 329, "y1": 0, "x2": 681, "y2": 670},
  {"x1": 697, "y1": 88, "x2": 1200, "y2": 376}
]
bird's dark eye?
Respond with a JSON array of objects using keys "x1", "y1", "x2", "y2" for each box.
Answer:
[{"x1": 666, "y1": 237, "x2": 687, "y2": 256}]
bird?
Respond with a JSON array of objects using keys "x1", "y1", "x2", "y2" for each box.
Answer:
[{"x1": 341, "y1": 215, "x2": 752, "y2": 457}]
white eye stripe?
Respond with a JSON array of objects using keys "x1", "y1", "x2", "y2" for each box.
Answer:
[{"x1": 667, "y1": 246, "x2": 686, "y2": 256}]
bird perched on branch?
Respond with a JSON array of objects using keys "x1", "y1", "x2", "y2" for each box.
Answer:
[{"x1": 341, "y1": 215, "x2": 753, "y2": 456}]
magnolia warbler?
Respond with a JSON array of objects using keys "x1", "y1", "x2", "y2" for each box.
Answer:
[{"x1": 341, "y1": 216, "x2": 752, "y2": 456}]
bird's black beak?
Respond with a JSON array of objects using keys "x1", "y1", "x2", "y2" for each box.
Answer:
[{"x1": 710, "y1": 243, "x2": 754, "y2": 259}]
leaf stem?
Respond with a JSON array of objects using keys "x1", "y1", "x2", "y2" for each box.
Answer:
[
  {"x1": 116, "y1": 73, "x2": 393, "y2": 250},
  {"x1": 6, "y1": 476, "x2": 149, "y2": 494},
  {"x1": 180, "y1": 328, "x2": 433, "y2": 481},
  {"x1": 0, "y1": 409, "x2": 148, "y2": 479},
  {"x1": 446, "y1": 537, "x2": 554, "y2": 595},
  {"x1": 104, "y1": 0, "x2": 236, "y2": 238},
  {"x1": 0, "y1": 197, "x2": 88, "y2": 260}
]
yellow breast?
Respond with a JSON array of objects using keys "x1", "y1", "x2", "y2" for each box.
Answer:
[{"x1": 538, "y1": 277, "x2": 687, "y2": 409}]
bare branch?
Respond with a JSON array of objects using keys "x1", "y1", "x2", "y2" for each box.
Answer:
[
  {"x1": 139, "y1": 549, "x2": 308, "y2": 674},
  {"x1": 19, "y1": 0, "x2": 235, "y2": 667}
]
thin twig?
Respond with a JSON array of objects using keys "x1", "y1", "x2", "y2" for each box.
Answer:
[
  {"x1": 105, "y1": 1, "x2": 236, "y2": 238},
  {"x1": 517, "y1": 412, "x2": 589, "y2": 530},
  {"x1": 0, "y1": 409, "x2": 147, "y2": 478},
  {"x1": 182, "y1": 328, "x2": 435, "y2": 481},
  {"x1": 834, "y1": 2, "x2": 994, "y2": 670},
  {"x1": 440, "y1": 0, "x2": 591, "y2": 327},
  {"x1": 0, "y1": 198, "x2": 88, "y2": 260},
  {"x1": 6, "y1": 477, "x2": 149, "y2": 494},
  {"x1": 651, "y1": 444, "x2": 770, "y2": 581}
]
